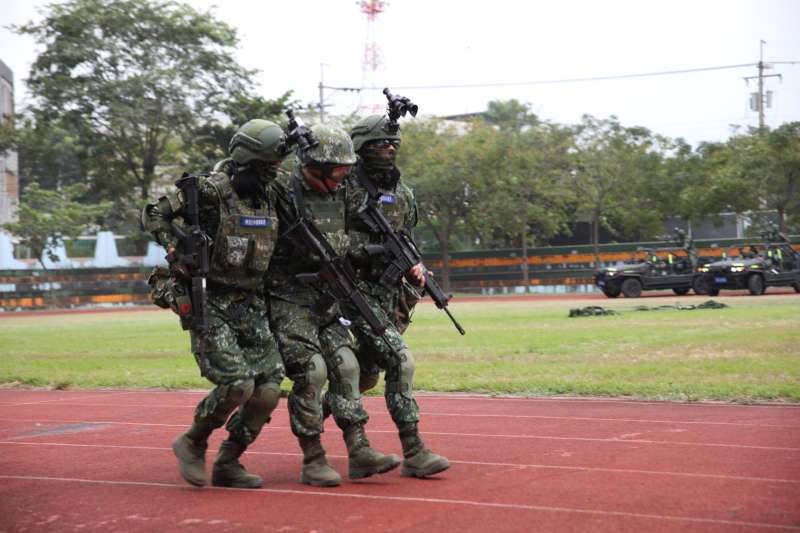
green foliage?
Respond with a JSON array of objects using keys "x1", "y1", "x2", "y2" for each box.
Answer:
[
  {"x1": 13, "y1": 114, "x2": 87, "y2": 191},
  {"x1": 570, "y1": 115, "x2": 667, "y2": 256},
  {"x1": 484, "y1": 99, "x2": 538, "y2": 132},
  {"x1": 14, "y1": 0, "x2": 253, "y2": 200},
  {"x1": 186, "y1": 91, "x2": 296, "y2": 173},
  {"x1": 2, "y1": 182, "x2": 111, "y2": 268},
  {"x1": 399, "y1": 119, "x2": 492, "y2": 288},
  {"x1": 1, "y1": 297, "x2": 798, "y2": 401}
]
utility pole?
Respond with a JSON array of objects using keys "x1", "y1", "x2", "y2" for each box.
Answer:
[
  {"x1": 317, "y1": 63, "x2": 359, "y2": 121},
  {"x1": 744, "y1": 40, "x2": 782, "y2": 129},
  {"x1": 318, "y1": 63, "x2": 325, "y2": 123}
]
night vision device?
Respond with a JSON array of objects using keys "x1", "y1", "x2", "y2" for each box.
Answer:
[
  {"x1": 285, "y1": 109, "x2": 319, "y2": 152},
  {"x1": 383, "y1": 88, "x2": 418, "y2": 133}
]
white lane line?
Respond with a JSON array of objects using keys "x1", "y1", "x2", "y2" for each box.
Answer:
[
  {"x1": 414, "y1": 430, "x2": 800, "y2": 451},
  {"x1": 0, "y1": 474, "x2": 797, "y2": 530},
  {"x1": 419, "y1": 412, "x2": 800, "y2": 429},
  {"x1": 0, "y1": 391, "x2": 138, "y2": 407},
  {"x1": 414, "y1": 395, "x2": 800, "y2": 409},
  {"x1": 0, "y1": 417, "x2": 288, "y2": 430},
  {"x1": 2, "y1": 403, "x2": 797, "y2": 430},
  {"x1": 0, "y1": 417, "x2": 796, "y2": 451},
  {"x1": 2, "y1": 390, "x2": 799, "y2": 408},
  {"x1": 2, "y1": 441, "x2": 798, "y2": 485}
]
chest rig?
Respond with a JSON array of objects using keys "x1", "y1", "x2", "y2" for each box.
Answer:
[
  {"x1": 291, "y1": 178, "x2": 350, "y2": 257},
  {"x1": 207, "y1": 173, "x2": 278, "y2": 290}
]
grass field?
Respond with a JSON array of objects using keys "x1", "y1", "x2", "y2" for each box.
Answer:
[{"x1": 1, "y1": 293, "x2": 798, "y2": 401}]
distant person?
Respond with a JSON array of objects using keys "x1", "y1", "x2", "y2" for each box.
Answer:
[{"x1": 141, "y1": 120, "x2": 288, "y2": 488}]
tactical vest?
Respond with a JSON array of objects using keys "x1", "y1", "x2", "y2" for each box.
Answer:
[
  {"x1": 345, "y1": 170, "x2": 414, "y2": 276},
  {"x1": 204, "y1": 173, "x2": 278, "y2": 290},
  {"x1": 346, "y1": 167, "x2": 412, "y2": 235},
  {"x1": 270, "y1": 176, "x2": 350, "y2": 277}
]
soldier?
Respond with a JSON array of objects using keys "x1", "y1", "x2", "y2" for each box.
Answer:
[
  {"x1": 267, "y1": 122, "x2": 400, "y2": 487},
  {"x1": 339, "y1": 114, "x2": 449, "y2": 478},
  {"x1": 141, "y1": 119, "x2": 287, "y2": 488}
]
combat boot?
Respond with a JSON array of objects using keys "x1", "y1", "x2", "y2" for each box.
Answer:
[
  {"x1": 172, "y1": 433, "x2": 209, "y2": 487},
  {"x1": 298, "y1": 436, "x2": 341, "y2": 487},
  {"x1": 211, "y1": 439, "x2": 263, "y2": 489},
  {"x1": 399, "y1": 423, "x2": 449, "y2": 478},
  {"x1": 344, "y1": 423, "x2": 401, "y2": 479}
]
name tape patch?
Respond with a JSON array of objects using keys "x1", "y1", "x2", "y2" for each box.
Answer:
[
  {"x1": 379, "y1": 194, "x2": 396, "y2": 204},
  {"x1": 239, "y1": 216, "x2": 270, "y2": 228}
]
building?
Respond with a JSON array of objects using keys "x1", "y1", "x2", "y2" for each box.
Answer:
[{"x1": 0, "y1": 59, "x2": 18, "y2": 226}]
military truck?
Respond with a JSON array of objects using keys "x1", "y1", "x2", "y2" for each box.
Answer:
[
  {"x1": 694, "y1": 241, "x2": 800, "y2": 296},
  {"x1": 595, "y1": 229, "x2": 709, "y2": 298},
  {"x1": 594, "y1": 247, "x2": 704, "y2": 298}
]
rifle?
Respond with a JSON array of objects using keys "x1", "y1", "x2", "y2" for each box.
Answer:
[
  {"x1": 171, "y1": 173, "x2": 211, "y2": 375},
  {"x1": 350, "y1": 167, "x2": 466, "y2": 335},
  {"x1": 277, "y1": 185, "x2": 402, "y2": 360}
]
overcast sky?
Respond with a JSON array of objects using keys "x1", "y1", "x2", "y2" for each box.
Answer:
[{"x1": 1, "y1": 0, "x2": 799, "y2": 147}]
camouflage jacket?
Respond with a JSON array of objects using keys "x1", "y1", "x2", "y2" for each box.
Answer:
[
  {"x1": 141, "y1": 171, "x2": 278, "y2": 291},
  {"x1": 267, "y1": 170, "x2": 352, "y2": 294},
  {"x1": 345, "y1": 161, "x2": 418, "y2": 278}
]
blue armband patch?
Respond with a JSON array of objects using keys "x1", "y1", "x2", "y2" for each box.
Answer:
[
  {"x1": 379, "y1": 194, "x2": 396, "y2": 204},
  {"x1": 239, "y1": 216, "x2": 270, "y2": 228}
]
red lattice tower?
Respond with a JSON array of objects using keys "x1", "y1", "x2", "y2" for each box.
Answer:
[{"x1": 358, "y1": 0, "x2": 387, "y2": 114}]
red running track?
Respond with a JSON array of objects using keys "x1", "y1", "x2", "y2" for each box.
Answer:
[{"x1": 0, "y1": 390, "x2": 798, "y2": 532}]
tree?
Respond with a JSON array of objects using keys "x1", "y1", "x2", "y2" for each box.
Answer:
[
  {"x1": 481, "y1": 122, "x2": 575, "y2": 288},
  {"x1": 484, "y1": 99, "x2": 539, "y2": 132},
  {"x1": 15, "y1": 0, "x2": 254, "y2": 200},
  {"x1": 570, "y1": 115, "x2": 666, "y2": 261},
  {"x1": 13, "y1": 114, "x2": 87, "y2": 191},
  {"x1": 765, "y1": 123, "x2": 800, "y2": 232},
  {"x1": 186, "y1": 92, "x2": 295, "y2": 173},
  {"x1": 3, "y1": 183, "x2": 111, "y2": 269},
  {"x1": 398, "y1": 120, "x2": 490, "y2": 291}
]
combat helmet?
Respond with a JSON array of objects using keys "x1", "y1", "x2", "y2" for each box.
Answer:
[
  {"x1": 228, "y1": 119, "x2": 287, "y2": 164},
  {"x1": 297, "y1": 123, "x2": 356, "y2": 194},
  {"x1": 350, "y1": 115, "x2": 401, "y2": 152},
  {"x1": 297, "y1": 123, "x2": 357, "y2": 166}
]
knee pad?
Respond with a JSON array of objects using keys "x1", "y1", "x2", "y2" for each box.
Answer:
[
  {"x1": 227, "y1": 378, "x2": 256, "y2": 405},
  {"x1": 386, "y1": 349, "x2": 415, "y2": 399},
  {"x1": 328, "y1": 347, "x2": 361, "y2": 399},
  {"x1": 242, "y1": 381, "x2": 281, "y2": 429},
  {"x1": 359, "y1": 372, "x2": 380, "y2": 394},
  {"x1": 292, "y1": 353, "x2": 327, "y2": 402},
  {"x1": 398, "y1": 350, "x2": 416, "y2": 384},
  {"x1": 330, "y1": 347, "x2": 359, "y2": 382},
  {"x1": 252, "y1": 381, "x2": 281, "y2": 413},
  {"x1": 205, "y1": 378, "x2": 255, "y2": 427}
]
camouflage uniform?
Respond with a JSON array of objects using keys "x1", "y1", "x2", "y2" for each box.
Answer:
[
  {"x1": 141, "y1": 119, "x2": 286, "y2": 489},
  {"x1": 341, "y1": 114, "x2": 449, "y2": 478},
  {"x1": 267, "y1": 123, "x2": 400, "y2": 486}
]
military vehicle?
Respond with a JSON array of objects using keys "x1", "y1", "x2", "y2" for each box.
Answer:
[
  {"x1": 595, "y1": 229, "x2": 709, "y2": 298},
  {"x1": 694, "y1": 240, "x2": 800, "y2": 296},
  {"x1": 594, "y1": 247, "x2": 704, "y2": 298}
]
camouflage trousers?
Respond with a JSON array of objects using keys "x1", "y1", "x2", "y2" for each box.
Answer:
[
  {"x1": 189, "y1": 290, "x2": 285, "y2": 445},
  {"x1": 347, "y1": 281, "x2": 419, "y2": 426},
  {"x1": 268, "y1": 286, "x2": 369, "y2": 438}
]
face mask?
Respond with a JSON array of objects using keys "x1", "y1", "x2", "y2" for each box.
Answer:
[
  {"x1": 249, "y1": 160, "x2": 280, "y2": 186},
  {"x1": 360, "y1": 139, "x2": 400, "y2": 172}
]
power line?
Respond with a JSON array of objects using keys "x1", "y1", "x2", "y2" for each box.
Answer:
[{"x1": 347, "y1": 63, "x2": 766, "y2": 91}]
